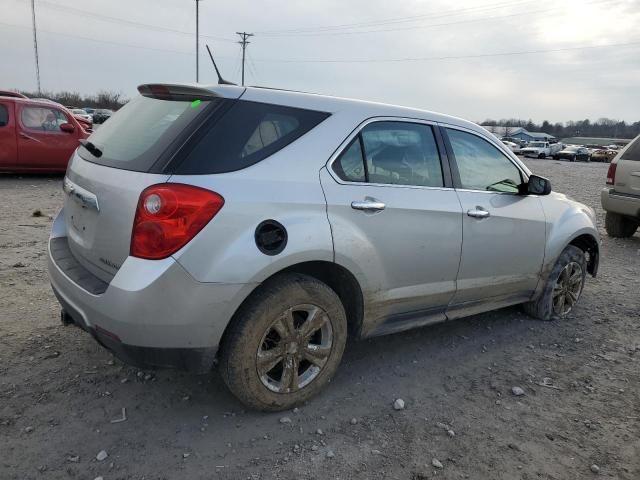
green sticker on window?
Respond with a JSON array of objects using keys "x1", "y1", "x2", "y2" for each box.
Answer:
[{"x1": 191, "y1": 99, "x2": 201, "y2": 108}]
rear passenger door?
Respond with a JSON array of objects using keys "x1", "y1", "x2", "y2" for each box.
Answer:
[
  {"x1": 320, "y1": 119, "x2": 463, "y2": 336},
  {"x1": 442, "y1": 126, "x2": 546, "y2": 312}
]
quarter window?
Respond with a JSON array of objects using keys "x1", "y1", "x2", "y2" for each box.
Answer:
[
  {"x1": 447, "y1": 129, "x2": 522, "y2": 193},
  {"x1": 177, "y1": 101, "x2": 330, "y2": 174},
  {"x1": 21, "y1": 106, "x2": 68, "y2": 132},
  {"x1": 333, "y1": 138, "x2": 365, "y2": 182},
  {"x1": 0, "y1": 104, "x2": 8, "y2": 127}
]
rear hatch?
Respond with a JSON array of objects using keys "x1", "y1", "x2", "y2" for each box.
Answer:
[
  {"x1": 613, "y1": 135, "x2": 640, "y2": 196},
  {"x1": 62, "y1": 84, "x2": 243, "y2": 282}
]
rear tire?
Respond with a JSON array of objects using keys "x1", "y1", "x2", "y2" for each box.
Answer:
[
  {"x1": 218, "y1": 273, "x2": 348, "y2": 411},
  {"x1": 605, "y1": 212, "x2": 638, "y2": 238},
  {"x1": 523, "y1": 245, "x2": 586, "y2": 321}
]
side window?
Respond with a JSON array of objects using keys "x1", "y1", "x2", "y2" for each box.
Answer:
[
  {"x1": 177, "y1": 101, "x2": 330, "y2": 174},
  {"x1": 360, "y1": 122, "x2": 444, "y2": 187},
  {"x1": 0, "y1": 104, "x2": 8, "y2": 127},
  {"x1": 621, "y1": 137, "x2": 640, "y2": 161},
  {"x1": 21, "y1": 106, "x2": 65, "y2": 132},
  {"x1": 447, "y1": 128, "x2": 522, "y2": 193},
  {"x1": 333, "y1": 138, "x2": 365, "y2": 182}
]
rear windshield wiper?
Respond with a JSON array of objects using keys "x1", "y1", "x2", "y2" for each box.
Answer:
[{"x1": 79, "y1": 139, "x2": 103, "y2": 158}]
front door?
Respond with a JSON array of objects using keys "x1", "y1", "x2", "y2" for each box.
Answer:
[
  {"x1": 17, "y1": 104, "x2": 78, "y2": 170},
  {"x1": 442, "y1": 126, "x2": 546, "y2": 311},
  {"x1": 321, "y1": 120, "x2": 463, "y2": 335}
]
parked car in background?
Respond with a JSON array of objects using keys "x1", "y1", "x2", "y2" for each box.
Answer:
[
  {"x1": 520, "y1": 141, "x2": 563, "y2": 159},
  {"x1": 83, "y1": 107, "x2": 95, "y2": 115},
  {"x1": 601, "y1": 134, "x2": 640, "y2": 237},
  {"x1": 502, "y1": 140, "x2": 521, "y2": 153},
  {"x1": 591, "y1": 148, "x2": 617, "y2": 163},
  {"x1": 0, "y1": 96, "x2": 89, "y2": 172},
  {"x1": 554, "y1": 146, "x2": 591, "y2": 162},
  {"x1": 92, "y1": 109, "x2": 113, "y2": 124},
  {"x1": 0, "y1": 90, "x2": 28, "y2": 99},
  {"x1": 71, "y1": 108, "x2": 93, "y2": 124},
  {"x1": 48, "y1": 83, "x2": 600, "y2": 411}
]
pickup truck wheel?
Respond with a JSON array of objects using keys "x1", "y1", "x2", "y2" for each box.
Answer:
[
  {"x1": 538, "y1": 153, "x2": 546, "y2": 159},
  {"x1": 523, "y1": 245, "x2": 586, "y2": 321},
  {"x1": 218, "y1": 273, "x2": 347, "y2": 411},
  {"x1": 605, "y1": 212, "x2": 638, "y2": 238}
]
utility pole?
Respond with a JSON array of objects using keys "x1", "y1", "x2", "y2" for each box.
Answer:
[
  {"x1": 236, "y1": 32, "x2": 254, "y2": 86},
  {"x1": 195, "y1": 0, "x2": 202, "y2": 82},
  {"x1": 31, "y1": 0, "x2": 41, "y2": 94}
]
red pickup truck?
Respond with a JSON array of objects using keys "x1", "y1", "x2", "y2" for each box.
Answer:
[{"x1": 0, "y1": 96, "x2": 90, "y2": 173}]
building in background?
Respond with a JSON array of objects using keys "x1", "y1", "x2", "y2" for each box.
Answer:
[{"x1": 481, "y1": 125, "x2": 556, "y2": 143}]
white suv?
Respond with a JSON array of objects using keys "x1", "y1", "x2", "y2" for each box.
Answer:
[{"x1": 48, "y1": 84, "x2": 600, "y2": 410}]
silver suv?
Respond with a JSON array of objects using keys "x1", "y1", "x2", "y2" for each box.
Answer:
[
  {"x1": 601, "y1": 134, "x2": 640, "y2": 237},
  {"x1": 48, "y1": 84, "x2": 600, "y2": 411}
]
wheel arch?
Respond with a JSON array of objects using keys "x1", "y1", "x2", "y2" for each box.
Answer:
[
  {"x1": 218, "y1": 260, "x2": 365, "y2": 357},
  {"x1": 568, "y1": 233, "x2": 599, "y2": 276}
]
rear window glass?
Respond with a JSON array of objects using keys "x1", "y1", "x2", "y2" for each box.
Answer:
[
  {"x1": 175, "y1": 101, "x2": 330, "y2": 174},
  {"x1": 78, "y1": 95, "x2": 216, "y2": 171},
  {"x1": 0, "y1": 104, "x2": 7, "y2": 127},
  {"x1": 621, "y1": 136, "x2": 640, "y2": 161}
]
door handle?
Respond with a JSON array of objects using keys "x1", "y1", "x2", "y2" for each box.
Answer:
[
  {"x1": 467, "y1": 207, "x2": 490, "y2": 219},
  {"x1": 351, "y1": 199, "x2": 386, "y2": 212}
]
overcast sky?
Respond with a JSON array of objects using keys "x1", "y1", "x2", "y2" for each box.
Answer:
[{"x1": 2, "y1": 0, "x2": 639, "y2": 123}]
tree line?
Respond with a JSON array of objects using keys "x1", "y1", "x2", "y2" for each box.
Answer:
[
  {"x1": 481, "y1": 118, "x2": 640, "y2": 140},
  {"x1": 18, "y1": 90, "x2": 127, "y2": 111}
]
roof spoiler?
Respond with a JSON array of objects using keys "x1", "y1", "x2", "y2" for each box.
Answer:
[{"x1": 137, "y1": 84, "x2": 220, "y2": 101}]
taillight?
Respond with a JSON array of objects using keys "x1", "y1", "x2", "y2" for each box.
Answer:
[
  {"x1": 131, "y1": 184, "x2": 224, "y2": 260},
  {"x1": 606, "y1": 162, "x2": 617, "y2": 186}
]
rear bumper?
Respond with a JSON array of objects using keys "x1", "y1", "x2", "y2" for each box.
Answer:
[
  {"x1": 601, "y1": 187, "x2": 640, "y2": 218},
  {"x1": 48, "y1": 229, "x2": 257, "y2": 372}
]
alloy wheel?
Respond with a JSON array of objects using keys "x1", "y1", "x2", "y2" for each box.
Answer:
[
  {"x1": 256, "y1": 304, "x2": 333, "y2": 393},
  {"x1": 552, "y1": 261, "x2": 584, "y2": 316}
]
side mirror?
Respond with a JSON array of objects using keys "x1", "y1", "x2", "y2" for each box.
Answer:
[
  {"x1": 60, "y1": 123, "x2": 75, "y2": 133},
  {"x1": 526, "y1": 174, "x2": 552, "y2": 195}
]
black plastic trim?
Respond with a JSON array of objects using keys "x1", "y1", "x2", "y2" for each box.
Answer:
[{"x1": 50, "y1": 237, "x2": 108, "y2": 295}]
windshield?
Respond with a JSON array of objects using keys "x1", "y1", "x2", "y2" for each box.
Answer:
[
  {"x1": 564, "y1": 146, "x2": 579, "y2": 152},
  {"x1": 529, "y1": 142, "x2": 545, "y2": 147},
  {"x1": 78, "y1": 94, "x2": 216, "y2": 172}
]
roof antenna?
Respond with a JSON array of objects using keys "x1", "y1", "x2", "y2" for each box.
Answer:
[{"x1": 206, "y1": 44, "x2": 236, "y2": 85}]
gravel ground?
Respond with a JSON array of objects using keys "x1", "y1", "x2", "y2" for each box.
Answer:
[{"x1": 1, "y1": 159, "x2": 638, "y2": 480}]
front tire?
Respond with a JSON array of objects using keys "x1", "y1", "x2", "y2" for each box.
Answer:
[
  {"x1": 605, "y1": 212, "x2": 638, "y2": 238},
  {"x1": 539, "y1": 153, "x2": 546, "y2": 159},
  {"x1": 218, "y1": 273, "x2": 348, "y2": 411},
  {"x1": 523, "y1": 246, "x2": 586, "y2": 321}
]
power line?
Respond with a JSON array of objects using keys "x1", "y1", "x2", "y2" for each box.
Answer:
[
  {"x1": 249, "y1": 40, "x2": 640, "y2": 64},
  {"x1": 34, "y1": 0, "x2": 235, "y2": 43},
  {"x1": 236, "y1": 31, "x2": 254, "y2": 86},
  {"x1": 256, "y1": 0, "x2": 618, "y2": 37},
  {"x1": 0, "y1": 21, "x2": 207, "y2": 56},
  {"x1": 255, "y1": 0, "x2": 538, "y2": 35}
]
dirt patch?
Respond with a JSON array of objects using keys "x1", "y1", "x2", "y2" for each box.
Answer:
[{"x1": 1, "y1": 161, "x2": 639, "y2": 479}]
